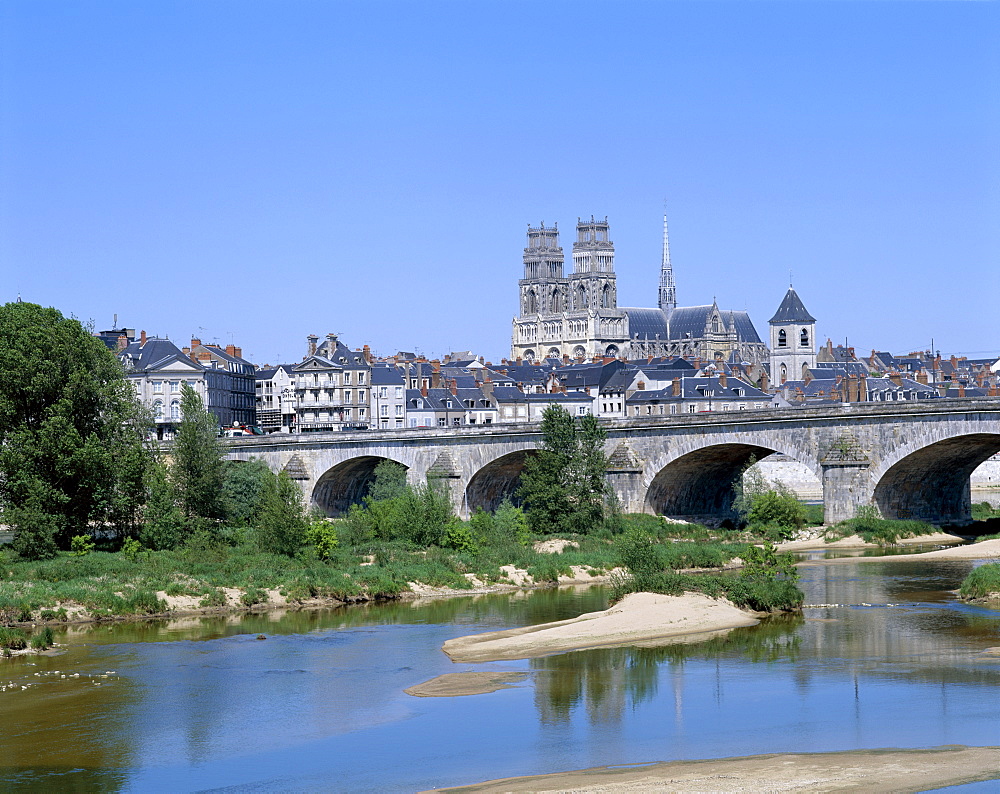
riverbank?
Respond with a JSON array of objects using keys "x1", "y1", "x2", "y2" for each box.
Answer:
[
  {"x1": 778, "y1": 530, "x2": 965, "y2": 552},
  {"x1": 429, "y1": 745, "x2": 1000, "y2": 792},
  {"x1": 442, "y1": 591, "x2": 760, "y2": 662},
  {"x1": 800, "y1": 537, "x2": 1000, "y2": 564}
]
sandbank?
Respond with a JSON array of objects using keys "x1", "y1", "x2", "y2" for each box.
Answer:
[
  {"x1": 405, "y1": 671, "x2": 528, "y2": 697},
  {"x1": 802, "y1": 537, "x2": 1000, "y2": 564},
  {"x1": 442, "y1": 592, "x2": 759, "y2": 663},
  {"x1": 778, "y1": 531, "x2": 964, "y2": 552},
  {"x1": 428, "y1": 745, "x2": 1000, "y2": 793}
]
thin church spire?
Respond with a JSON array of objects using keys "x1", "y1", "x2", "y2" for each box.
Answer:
[{"x1": 658, "y1": 209, "x2": 677, "y2": 312}]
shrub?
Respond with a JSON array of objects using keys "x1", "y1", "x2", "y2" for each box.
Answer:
[
  {"x1": 70, "y1": 535, "x2": 96, "y2": 557},
  {"x1": 960, "y1": 563, "x2": 1000, "y2": 600},
  {"x1": 747, "y1": 488, "x2": 805, "y2": 536},
  {"x1": 240, "y1": 588, "x2": 266, "y2": 607},
  {"x1": 441, "y1": 519, "x2": 478, "y2": 553},
  {"x1": 304, "y1": 519, "x2": 339, "y2": 560},
  {"x1": 120, "y1": 537, "x2": 143, "y2": 562}
]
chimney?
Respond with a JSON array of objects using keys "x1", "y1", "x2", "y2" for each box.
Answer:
[
  {"x1": 116, "y1": 334, "x2": 128, "y2": 352},
  {"x1": 888, "y1": 372, "x2": 902, "y2": 388},
  {"x1": 647, "y1": 355, "x2": 654, "y2": 364},
  {"x1": 672, "y1": 377, "x2": 681, "y2": 397},
  {"x1": 719, "y1": 372, "x2": 727, "y2": 389},
  {"x1": 182, "y1": 346, "x2": 190, "y2": 356},
  {"x1": 140, "y1": 330, "x2": 147, "y2": 346},
  {"x1": 431, "y1": 362, "x2": 441, "y2": 389},
  {"x1": 307, "y1": 335, "x2": 318, "y2": 356},
  {"x1": 515, "y1": 357, "x2": 522, "y2": 365},
  {"x1": 637, "y1": 381, "x2": 645, "y2": 390},
  {"x1": 958, "y1": 382, "x2": 966, "y2": 398},
  {"x1": 326, "y1": 333, "x2": 337, "y2": 352},
  {"x1": 190, "y1": 337, "x2": 200, "y2": 348},
  {"x1": 916, "y1": 370, "x2": 928, "y2": 385},
  {"x1": 233, "y1": 347, "x2": 242, "y2": 359},
  {"x1": 225, "y1": 344, "x2": 237, "y2": 357},
  {"x1": 848, "y1": 375, "x2": 859, "y2": 403},
  {"x1": 937, "y1": 383, "x2": 949, "y2": 398},
  {"x1": 420, "y1": 384, "x2": 428, "y2": 398},
  {"x1": 562, "y1": 354, "x2": 569, "y2": 364},
  {"x1": 363, "y1": 344, "x2": 372, "y2": 364},
  {"x1": 858, "y1": 372, "x2": 868, "y2": 401},
  {"x1": 449, "y1": 379, "x2": 458, "y2": 396},
  {"x1": 795, "y1": 387, "x2": 805, "y2": 402},
  {"x1": 759, "y1": 370, "x2": 769, "y2": 392}
]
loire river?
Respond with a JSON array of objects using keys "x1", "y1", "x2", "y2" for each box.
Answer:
[{"x1": 3, "y1": 553, "x2": 1000, "y2": 792}]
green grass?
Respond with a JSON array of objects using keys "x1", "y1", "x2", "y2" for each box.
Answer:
[
  {"x1": 959, "y1": 563, "x2": 1000, "y2": 600},
  {"x1": 825, "y1": 516, "x2": 940, "y2": 546}
]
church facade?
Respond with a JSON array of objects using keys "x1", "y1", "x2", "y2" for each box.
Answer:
[{"x1": 511, "y1": 216, "x2": 769, "y2": 364}]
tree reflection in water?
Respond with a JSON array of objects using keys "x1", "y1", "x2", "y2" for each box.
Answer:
[{"x1": 530, "y1": 615, "x2": 804, "y2": 724}]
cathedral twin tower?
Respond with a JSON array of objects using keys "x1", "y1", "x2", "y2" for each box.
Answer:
[{"x1": 511, "y1": 215, "x2": 769, "y2": 366}]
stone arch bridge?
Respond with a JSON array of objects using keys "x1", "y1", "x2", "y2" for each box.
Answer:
[{"x1": 223, "y1": 400, "x2": 1000, "y2": 526}]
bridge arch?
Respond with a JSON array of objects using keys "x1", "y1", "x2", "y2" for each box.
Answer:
[
  {"x1": 464, "y1": 450, "x2": 537, "y2": 514},
  {"x1": 312, "y1": 455, "x2": 408, "y2": 516},
  {"x1": 871, "y1": 433, "x2": 1000, "y2": 524},
  {"x1": 641, "y1": 435, "x2": 821, "y2": 522}
]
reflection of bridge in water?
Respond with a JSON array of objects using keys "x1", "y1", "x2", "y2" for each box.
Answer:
[{"x1": 224, "y1": 400, "x2": 1000, "y2": 525}]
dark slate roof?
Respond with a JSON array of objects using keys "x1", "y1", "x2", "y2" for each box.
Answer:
[
  {"x1": 810, "y1": 362, "x2": 869, "y2": 378},
  {"x1": 119, "y1": 339, "x2": 202, "y2": 373},
  {"x1": 525, "y1": 392, "x2": 593, "y2": 403},
  {"x1": 627, "y1": 377, "x2": 766, "y2": 403},
  {"x1": 370, "y1": 365, "x2": 405, "y2": 385},
  {"x1": 315, "y1": 339, "x2": 369, "y2": 368},
  {"x1": 621, "y1": 307, "x2": 669, "y2": 340},
  {"x1": 769, "y1": 288, "x2": 816, "y2": 324},
  {"x1": 490, "y1": 386, "x2": 529, "y2": 402}
]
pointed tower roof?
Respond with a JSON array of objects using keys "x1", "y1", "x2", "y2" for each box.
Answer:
[
  {"x1": 769, "y1": 287, "x2": 815, "y2": 324},
  {"x1": 658, "y1": 212, "x2": 677, "y2": 312}
]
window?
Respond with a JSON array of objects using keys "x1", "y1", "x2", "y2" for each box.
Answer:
[
  {"x1": 380, "y1": 405, "x2": 388, "y2": 417},
  {"x1": 358, "y1": 390, "x2": 366, "y2": 402},
  {"x1": 379, "y1": 386, "x2": 388, "y2": 399},
  {"x1": 395, "y1": 419, "x2": 403, "y2": 428},
  {"x1": 170, "y1": 380, "x2": 179, "y2": 393},
  {"x1": 800, "y1": 329, "x2": 809, "y2": 347},
  {"x1": 778, "y1": 329, "x2": 787, "y2": 348},
  {"x1": 445, "y1": 400, "x2": 452, "y2": 409},
  {"x1": 738, "y1": 403, "x2": 747, "y2": 410},
  {"x1": 395, "y1": 386, "x2": 403, "y2": 399},
  {"x1": 153, "y1": 400, "x2": 163, "y2": 418},
  {"x1": 170, "y1": 400, "x2": 180, "y2": 420},
  {"x1": 344, "y1": 372, "x2": 352, "y2": 385},
  {"x1": 578, "y1": 406, "x2": 588, "y2": 415},
  {"x1": 438, "y1": 418, "x2": 446, "y2": 427},
  {"x1": 410, "y1": 419, "x2": 418, "y2": 427},
  {"x1": 670, "y1": 405, "x2": 677, "y2": 414},
  {"x1": 153, "y1": 381, "x2": 163, "y2": 393},
  {"x1": 452, "y1": 417, "x2": 461, "y2": 426},
  {"x1": 358, "y1": 372, "x2": 366, "y2": 385},
  {"x1": 721, "y1": 403, "x2": 731, "y2": 411},
  {"x1": 394, "y1": 405, "x2": 403, "y2": 417},
  {"x1": 687, "y1": 404, "x2": 696, "y2": 413},
  {"x1": 380, "y1": 419, "x2": 389, "y2": 428},
  {"x1": 344, "y1": 390, "x2": 352, "y2": 403},
  {"x1": 359, "y1": 408, "x2": 366, "y2": 418}
]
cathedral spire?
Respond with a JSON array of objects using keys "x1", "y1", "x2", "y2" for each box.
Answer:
[{"x1": 658, "y1": 211, "x2": 677, "y2": 312}]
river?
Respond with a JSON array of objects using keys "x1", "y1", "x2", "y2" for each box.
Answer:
[{"x1": 2, "y1": 553, "x2": 1000, "y2": 792}]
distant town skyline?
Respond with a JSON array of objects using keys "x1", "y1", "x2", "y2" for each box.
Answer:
[{"x1": 2, "y1": 1, "x2": 997, "y2": 364}]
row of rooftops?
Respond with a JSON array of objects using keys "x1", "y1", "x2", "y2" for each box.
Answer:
[{"x1": 100, "y1": 327, "x2": 1000, "y2": 407}]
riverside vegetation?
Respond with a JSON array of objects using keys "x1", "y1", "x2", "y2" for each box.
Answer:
[{"x1": 1, "y1": 299, "x2": 974, "y2": 645}]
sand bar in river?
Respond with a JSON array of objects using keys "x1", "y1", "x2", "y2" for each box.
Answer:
[{"x1": 441, "y1": 592, "x2": 759, "y2": 663}]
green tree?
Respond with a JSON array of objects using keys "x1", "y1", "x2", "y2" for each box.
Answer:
[
  {"x1": 222, "y1": 457, "x2": 273, "y2": 525},
  {"x1": 172, "y1": 383, "x2": 226, "y2": 523},
  {"x1": 0, "y1": 302, "x2": 151, "y2": 556},
  {"x1": 518, "y1": 405, "x2": 609, "y2": 535},
  {"x1": 139, "y1": 455, "x2": 185, "y2": 550},
  {"x1": 255, "y1": 470, "x2": 308, "y2": 556}
]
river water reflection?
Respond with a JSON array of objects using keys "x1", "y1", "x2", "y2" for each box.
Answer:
[{"x1": 2, "y1": 557, "x2": 1000, "y2": 792}]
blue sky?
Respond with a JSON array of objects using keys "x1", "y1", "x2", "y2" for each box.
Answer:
[{"x1": 2, "y1": 1, "x2": 997, "y2": 364}]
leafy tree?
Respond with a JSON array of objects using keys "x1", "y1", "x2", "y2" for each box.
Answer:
[
  {"x1": 222, "y1": 458, "x2": 273, "y2": 525},
  {"x1": 139, "y1": 455, "x2": 185, "y2": 550},
  {"x1": 255, "y1": 470, "x2": 308, "y2": 556},
  {"x1": 172, "y1": 383, "x2": 226, "y2": 522},
  {"x1": 367, "y1": 459, "x2": 408, "y2": 501},
  {"x1": 518, "y1": 405, "x2": 610, "y2": 534},
  {"x1": 0, "y1": 302, "x2": 151, "y2": 556}
]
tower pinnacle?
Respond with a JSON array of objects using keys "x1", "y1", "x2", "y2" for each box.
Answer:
[{"x1": 658, "y1": 212, "x2": 677, "y2": 312}]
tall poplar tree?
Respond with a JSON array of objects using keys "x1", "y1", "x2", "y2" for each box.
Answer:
[{"x1": 171, "y1": 383, "x2": 226, "y2": 523}]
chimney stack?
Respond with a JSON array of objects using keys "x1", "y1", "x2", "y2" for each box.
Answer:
[
  {"x1": 958, "y1": 382, "x2": 966, "y2": 398},
  {"x1": 307, "y1": 335, "x2": 318, "y2": 356},
  {"x1": 116, "y1": 334, "x2": 128, "y2": 352},
  {"x1": 672, "y1": 377, "x2": 681, "y2": 397},
  {"x1": 888, "y1": 372, "x2": 902, "y2": 388},
  {"x1": 363, "y1": 344, "x2": 372, "y2": 364},
  {"x1": 719, "y1": 372, "x2": 727, "y2": 389},
  {"x1": 140, "y1": 330, "x2": 147, "y2": 346},
  {"x1": 225, "y1": 344, "x2": 237, "y2": 357},
  {"x1": 759, "y1": 370, "x2": 769, "y2": 392}
]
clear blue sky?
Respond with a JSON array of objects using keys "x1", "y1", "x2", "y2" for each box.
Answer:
[{"x1": 2, "y1": 1, "x2": 997, "y2": 365}]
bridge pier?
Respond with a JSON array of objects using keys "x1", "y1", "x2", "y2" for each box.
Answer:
[{"x1": 821, "y1": 433, "x2": 872, "y2": 524}]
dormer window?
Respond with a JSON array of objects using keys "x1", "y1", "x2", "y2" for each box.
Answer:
[{"x1": 445, "y1": 400, "x2": 453, "y2": 409}]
